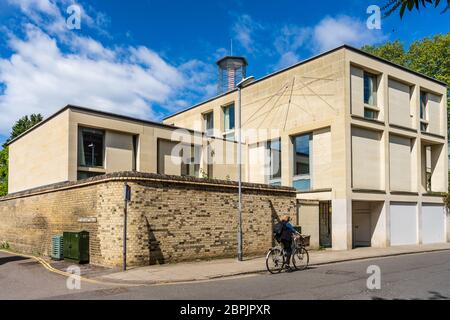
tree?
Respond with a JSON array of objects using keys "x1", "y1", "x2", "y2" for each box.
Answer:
[
  {"x1": 361, "y1": 40, "x2": 407, "y2": 66},
  {"x1": 0, "y1": 114, "x2": 43, "y2": 196},
  {"x1": 382, "y1": 0, "x2": 450, "y2": 18}
]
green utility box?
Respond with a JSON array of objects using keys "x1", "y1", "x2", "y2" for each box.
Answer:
[{"x1": 63, "y1": 231, "x2": 89, "y2": 264}]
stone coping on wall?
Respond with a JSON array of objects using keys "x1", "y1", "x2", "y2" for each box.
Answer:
[{"x1": 0, "y1": 171, "x2": 296, "y2": 201}]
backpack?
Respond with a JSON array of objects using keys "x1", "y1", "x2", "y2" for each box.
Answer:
[{"x1": 273, "y1": 222, "x2": 284, "y2": 242}]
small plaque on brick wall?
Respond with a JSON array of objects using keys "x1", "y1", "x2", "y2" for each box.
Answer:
[{"x1": 78, "y1": 217, "x2": 97, "y2": 223}]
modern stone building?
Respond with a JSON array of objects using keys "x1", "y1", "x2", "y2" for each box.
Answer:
[{"x1": 5, "y1": 44, "x2": 449, "y2": 252}]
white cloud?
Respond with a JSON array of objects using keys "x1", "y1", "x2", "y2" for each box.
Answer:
[
  {"x1": 231, "y1": 14, "x2": 263, "y2": 53},
  {"x1": 268, "y1": 15, "x2": 387, "y2": 70},
  {"x1": 0, "y1": 0, "x2": 216, "y2": 135},
  {"x1": 273, "y1": 25, "x2": 311, "y2": 69},
  {"x1": 312, "y1": 15, "x2": 386, "y2": 53}
]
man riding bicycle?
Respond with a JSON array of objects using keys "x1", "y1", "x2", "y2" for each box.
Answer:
[{"x1": 278, "y1": 215, "x2": 299, "y2": 272}]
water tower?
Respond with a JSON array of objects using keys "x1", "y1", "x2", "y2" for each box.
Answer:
[{"x1": 216, "y1": 56, "x2": 248, "y2": 94}]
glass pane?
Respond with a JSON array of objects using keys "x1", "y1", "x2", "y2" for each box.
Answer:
[
  {"x1": 268, "y1": 138, "x2": 281, "y2": 180},
  {"x1": 77, "y1": 171, "x2": 103, "y2": 180},
  {"x1": 293, "y1": 179, "x2": 310, "y2": 191},
  {"x1": 181, "y1": 145, "x2": 201, "y2": 177},
  {"x1": 204, "y1": 112, "x2": 214, "y2": 136},
  {"x1": 224, "y1": 132, "x2": 235, "y2": 141},
  {"x1": 420, "y1": 92, "x2": 427, "y2": 119},
  {"x1": 364, "y1": 109, "x2": 378, "y2": 120},
  {"x1": 78, "y1": 128, "x2": 104, "y2": 167},
  {"x1": 293, "y1": 134, "x2": 310, "y2": 176},
  {"x1": 364, "y1": 73, "x2": 376, "y2": 106},
  {"x1": 224, "y1": 104, "x2": 235, "y2": 131}
]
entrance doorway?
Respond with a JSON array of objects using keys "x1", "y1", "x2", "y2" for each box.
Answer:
[{"x1": 319, "y1": 201, "x2": 332, "y2": 248}]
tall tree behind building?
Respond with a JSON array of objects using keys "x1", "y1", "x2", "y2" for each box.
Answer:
[{"x1": 0, "y1": 114, "x2": 43, "y2": 196}]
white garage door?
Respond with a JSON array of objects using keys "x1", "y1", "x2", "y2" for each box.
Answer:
[
  {"x1": 422, "y1": 204, "x2": 446, "y2": 244},
  {"x1": 390, "y1": 202, "x2": 417, "y2": 246}
]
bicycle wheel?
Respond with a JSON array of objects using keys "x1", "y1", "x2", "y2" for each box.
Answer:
[
  {"x1": 292, "y1": 247, "x2": 309, "y2": 271},
  {"x1": 265, "y1": 247, "x2": 285, "y2": 274}
]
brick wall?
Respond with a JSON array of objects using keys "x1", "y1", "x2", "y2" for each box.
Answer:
[{"x1": 0, "y1": 172, "x2": 296, "y2": 267}]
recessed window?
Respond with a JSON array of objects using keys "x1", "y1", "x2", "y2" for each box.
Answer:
[
  {"x1": 77, "y1": 171, "x2": 103, "y2": 180},
  {"x1": 364, "y1": 72, "x2": 377, "y2": 106},
  {"x1": 223, "y1": 103, "x2": 235, "y2": 140},
  {"x1": 292, "y1": 133, "x2": 312, "y2": 191},
  {"x1": 78, "y1": 127, "x2": 104, "y2": 167},
  {"x1": 364, "y1": 108, "x2": 379, "y2": 120},
  {"x1": 203, "y1": 111, "x2": 214, "y2": 136},
  {"x1": 181, "y1": 145, "x2": 201, "y2": 178},
  {"x1": 266, "y1": 138, "x2": 281, "y2": 185},
  {"x1": 420, "y1": 91, "x2": 428, "y2": 120}
]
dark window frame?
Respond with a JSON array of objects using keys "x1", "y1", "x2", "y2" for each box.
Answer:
[{"x1": 77, "y1": 126, "x2": 105, "y2": 168}]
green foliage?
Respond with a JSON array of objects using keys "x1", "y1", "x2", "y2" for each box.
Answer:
[
  {"x1": 382, "y1": 0, "x2": 450, "y2": 18},
  {"x1": 0, "y1": 114, "x2": 43, "y2": 196},
  {"x1": 5, "y1": 114, "x2": 44, "y2": 145},
  {"x1": 199, "y1": 168, "x2": 209, "y2": 179},
  {"x1": 361, "y1": 40, "x2": 407, "y2": 66},
  {"x1": 362, "y1": 33, "x2": 450, "y2": 85},
  {"x1": 0, "y1": 147, "x2": 8, "y2": 196},
  {"x1": 0, "y1": 241, "x2": 10, "y2": 250}
]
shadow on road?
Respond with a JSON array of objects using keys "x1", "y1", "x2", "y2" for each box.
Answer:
[
  {"x1": 372, "y1": 291, "x2": 450, "y2": 300},
  {"x1": 0, "y1": 255, "x2": 29, "y2": 266}
]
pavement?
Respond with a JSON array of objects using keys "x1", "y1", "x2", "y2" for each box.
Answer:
[{"x1": 98, "y1": 242, "x2": 450, "y2": 284}]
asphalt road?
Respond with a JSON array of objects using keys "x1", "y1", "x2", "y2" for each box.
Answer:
[{"x1": 1, "y1": 250, "x2": 450, "y2": 300}]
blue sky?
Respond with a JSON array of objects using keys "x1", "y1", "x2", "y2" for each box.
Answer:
[{"x1": 0, "y1": 0, "x2": 448, "y2": 145}]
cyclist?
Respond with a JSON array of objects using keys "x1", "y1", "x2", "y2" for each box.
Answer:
[{"x1": 279, "y1": 215, "x2": 299, "y2": 272}]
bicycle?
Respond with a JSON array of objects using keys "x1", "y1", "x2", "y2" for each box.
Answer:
[{"x1": 265, "y1": 234, "x2": 310, "y2": 274}]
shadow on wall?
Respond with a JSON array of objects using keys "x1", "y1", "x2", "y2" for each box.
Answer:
[
  {"x1": 30, "y1": 213, "x2": 49, "y2": 255},
  {"x1": 145, "y1": 216, "x2": 165, "y2": 265},
  {"x1": 269, "y1": 200, "x2": 281, "y2": 247}
]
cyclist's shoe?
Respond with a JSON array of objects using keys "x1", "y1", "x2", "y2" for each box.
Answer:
[{"x1": 285, "y1": 265, "x2": 293, "y2": 272}]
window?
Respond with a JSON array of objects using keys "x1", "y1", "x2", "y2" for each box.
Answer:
[
  {"x1": 292, "y1": 133, "x2": 312, "y2": 191},
  {"x1": 78, "y1": 127, "x2": 104, "y2": 167},
  {"x1": 420, "y1": 91, "x2": 428, "y2": 131},
  {"x1": 420, "y1": 91, "x2": 427, "y2": 120},
  {"x1": 364, "y1": 72, "x2": 377, "y2": 106},
  {"x1": 203, "y1": 111, "x2": 214, "y2": 136},
  {"x1": 223, "y1": 103, "x2": 235, "y2": 140},
  {"x1": 77, "y1": 171, "x2": 103, "y2": 180},
  {"x1": 181, "y1": 145, "x2": 201, "y2": 177},
  {"x1": 364, "y1": 108, "x2": 378, "y2": 120},
  {"x1": 266, "y1": 138, "x2": 281, "y2": 185},
  {"x1": 132, "y1": 135, "x2": 138, "y2": 171}
]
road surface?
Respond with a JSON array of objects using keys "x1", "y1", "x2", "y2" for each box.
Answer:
[{"x1": 1, "y1": 250, "x2": 449, "y2": 300}]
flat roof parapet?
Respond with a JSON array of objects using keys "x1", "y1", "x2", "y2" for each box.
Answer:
[{"x1": 0, "y1": 171, "x2": 296, "y2": 201}]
